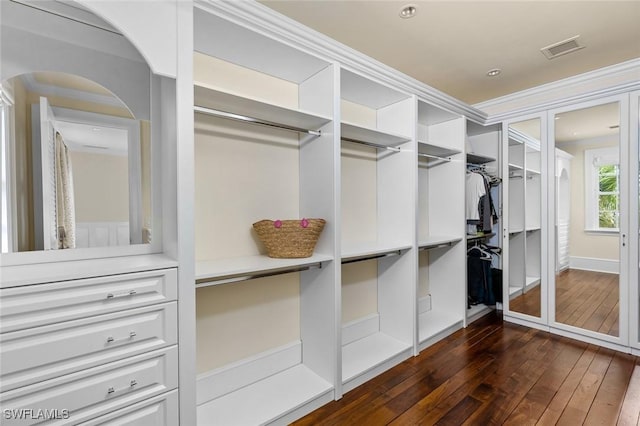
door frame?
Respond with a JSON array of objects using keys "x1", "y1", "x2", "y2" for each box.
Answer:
[
  {"x1": 629, "y1": 90, "x2": 640, "y2": 353},
  {"x1": 502, "y1": 112, "x2": 549, "y2": 328},
  {"x1": 547, "y1": 93, "x2": 630, "y2": 349}
]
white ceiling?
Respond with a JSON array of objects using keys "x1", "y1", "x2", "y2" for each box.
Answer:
[{"x1": 260, "y1": 0, "x2": 640, "y2": 105}]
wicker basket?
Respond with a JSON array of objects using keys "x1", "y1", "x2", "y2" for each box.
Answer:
[{"x1": 253, "y1": 218, "x2": 325, "y2": 258}]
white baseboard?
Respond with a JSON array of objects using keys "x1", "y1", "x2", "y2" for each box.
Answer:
[
  {"x1": 342, "y1": 313, "x2": 379, "y2": 346},
  {"x1": 418, "y1": 295, "x2": 432, "y2": 314},
  {"x1": 196, "y1": 340, "x2": 301, "y2": 405},
  {"x1": 569, "y1": 256, "x2": 619, "y2": 274}
]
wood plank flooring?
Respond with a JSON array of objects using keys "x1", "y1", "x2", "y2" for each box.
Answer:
[
  {"x1": 294, "y1": 312, "x2": 640, "y2": 425},
  {"x1": 510, "y1": 269, "x2": 619, "y2": 336}
]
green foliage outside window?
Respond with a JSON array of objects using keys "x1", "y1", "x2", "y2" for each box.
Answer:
[{"x1": 598, "y1": 164, "x2": 619, "y2": 229}]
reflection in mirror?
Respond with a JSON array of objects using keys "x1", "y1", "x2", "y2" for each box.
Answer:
[
  {"x1": 1, "y1": 1, "x2": 153, "y2": 254},
  {"x1": 554, "y1": 102, "x2": 620, "y2": 337},
  {"x1": 507, "y1": 118, "x2": 542, "y2": 318}
]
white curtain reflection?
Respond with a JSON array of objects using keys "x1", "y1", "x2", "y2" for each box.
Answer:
[{"x1": 55, "y1": 131, "x2": 76, "y2": 249}]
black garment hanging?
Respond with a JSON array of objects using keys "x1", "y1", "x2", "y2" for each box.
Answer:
[{"x1": 467, "y1": 243, "x2": 501, "y2": 307}]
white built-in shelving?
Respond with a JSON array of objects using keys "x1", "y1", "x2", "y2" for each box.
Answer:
[
  {"x1": 190, "y1": 3, "x2": 495, "y2": 422},
  {"x1": 339, "y1": 69, "x2": 415, "y2": 393},
  {"x1": 417, "y1": 101, "x2": 467, "y2": 349},
  {"x1": 465, "y1": 122, "x2": 502, "y2": 317},
  {"x1": 193, "y1": 5, "x2": 338, "y2": 424}
]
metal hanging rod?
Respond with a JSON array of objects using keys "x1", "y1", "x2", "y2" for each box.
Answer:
[
  {"x1": 195, "y1": 262, "x2": 324, "y2": 288},
  {"x1": 418, "y1": 153, "x2": 452, "y2": 162},
  {"x1": 419, "y1": 241, "x2": 454, "y2": 251},
  {"x1": 194, "y1": 105, "x2": 322, "y2": 137},
  {"x1": 341, "y1": 250, "x2": 402, "y2": 265},
  {"x1": 341, "y1": 137, "x2": 401, "y2": 152}
]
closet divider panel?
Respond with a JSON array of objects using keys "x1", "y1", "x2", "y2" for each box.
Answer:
[{"x1": 298, "y1": 64, "x2": 340, "y2": 389}]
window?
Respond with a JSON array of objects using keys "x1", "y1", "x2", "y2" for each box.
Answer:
[{"x1": 585, "y1": 147, "x2": 619, "y2": 232}]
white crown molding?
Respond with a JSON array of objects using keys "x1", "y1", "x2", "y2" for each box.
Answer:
[
  {"x1": 476, "y1": 58, "x2": 640, "y2": 123},
  {"x1": 195, "y1": 0, "x2": 487, "y2": 124}
]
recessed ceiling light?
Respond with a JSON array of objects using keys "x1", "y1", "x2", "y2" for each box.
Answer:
[
  {"x1": 486, "y1": 68, "x2": 501, "y2": 77},
  {"x1": 399, "y1": 5, "x2": 417, "y2": 19}
]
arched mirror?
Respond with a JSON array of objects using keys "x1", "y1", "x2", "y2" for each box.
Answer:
[
  {"x1": 552, "y1": 100, "x2": 624, "y2": 338},
  {"x1": 506, "y1": 118, "x2": 543, "y2": 319},
  {"x1": 1, "y1": 0, "x2": 154, "y2": 255}
]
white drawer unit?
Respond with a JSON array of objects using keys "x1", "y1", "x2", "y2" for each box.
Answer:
[
  {"x1": 0, "y1": 302, "x2": 177, "y2": 392},
  {"x1": 0, "y1": 347, "x2": 178, "y2": 426},
  {"x1": 0, "y1": 269, "x2": 177, "y2": 334},
  {"x1": 75, "y1": 391, "x2": 178, "y2": 426}
]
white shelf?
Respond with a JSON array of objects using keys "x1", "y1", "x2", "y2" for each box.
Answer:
[
  {"x1": 341, "y1": 122, "x2": 410, "y2": 147},
  {"x1": 419, "y1": 236, "x2": 462, "y2": 250},
  {"x1": 194, "y1": 84, "x2": 332, "y2": 133},
  {"x1": 526, "y1": 226, "x2": 541, "y2": 232},
  {"x1": 418, "y1": 310, "x2": 463, "y2": 344},
  {"x1": 341, "y1": 243, "x2": 411, "y2": 263},
  {"x1": 526, "y1": 168, "x2": 541, "y2": 175},
  {"x1": 417, "y1": 142, "x2": 461, "y2": 160},
  {"x1": 509, "y1": 228, "x2": 524, "y2": 235},
  {"x1": 195, "y1": 254, "x2": 334, "y2": 287},
  {"x1": 467, "y1": 152, "x2": 496, "y2": 165},
  {"x1": 342, "y1": 332, "x2": 412, "y2": 384},
  {"x1": 196, "y1": 364, "x2": 333, "y2": 426},
  {"x1": 508, "y1": 163, "x2": 524, "y2": 171}
]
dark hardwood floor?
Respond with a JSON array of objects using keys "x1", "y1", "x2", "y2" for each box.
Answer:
[{"x1": 294, "y1": 312, "x2": 640, "y2": 425}]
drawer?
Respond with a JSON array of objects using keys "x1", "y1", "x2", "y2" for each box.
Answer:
[
  {"x1": 76, "y1": 391, "x2": 178, "y2": 426},
  {"x1": 0, "y1": 268, "x2": 177, "y2": 333},
  {"x1": 0, "y1": 302, "x2": 177, "y2": 392},
  {"x1": 0, "y1": 347, "x2": 177, "y2": 426}
]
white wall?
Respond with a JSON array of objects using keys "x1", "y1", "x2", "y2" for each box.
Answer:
[
  {"x1": 70, "y1": 151, "x2": 129, "y2": 223},
  {"x1": 193, "y1": 54, "x2": 303, "y2": 373},
  {"x1": 560, "y1": 137, "x2": 620, "y2": 261}
]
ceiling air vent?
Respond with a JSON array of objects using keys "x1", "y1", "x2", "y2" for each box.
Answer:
[{"x1": 541, "y1": 36, "x2": 585, "y2": 60}]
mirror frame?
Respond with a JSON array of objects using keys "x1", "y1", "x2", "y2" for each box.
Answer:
[
  {"x1": 502, "y1": 112, "x2": 549, "y2": 326},
  {"x1": 547, "y1": 93, "x2": 630, "y2": 347},
  {"x1": 0, "y1": 1, "x2": 164, "y2": 266}
]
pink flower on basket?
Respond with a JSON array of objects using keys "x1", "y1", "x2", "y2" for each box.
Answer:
[
  {"x1": 301, "y1": 218, "x2": 309, "y2": 228},
  {"x1": 274, "y1": 220, "x2": 282, "y2": 229}
]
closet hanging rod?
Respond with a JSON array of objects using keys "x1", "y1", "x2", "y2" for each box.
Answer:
[
  {"x1": 341, "y1": 250, "x2": 402, "y2": 265},
  {"x1": 195, "y1": 262, "x2": 324, "y2": 288},
  {"x1": 418, "y1": 153, "x2": 452, "y2": 162},
  {"x1": 341, "y1": 137, "x2": 402, "y2": 152},
  {"x1": 419, "y1": 242, "x2": 454, "y2": 251},
  {"x1": 194, "y1": 106, "x2": 322, "y2": 137}
]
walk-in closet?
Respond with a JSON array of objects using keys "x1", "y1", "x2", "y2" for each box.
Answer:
[{"x1": 1, "y1": 1, "x2": 639, "y2": 425}]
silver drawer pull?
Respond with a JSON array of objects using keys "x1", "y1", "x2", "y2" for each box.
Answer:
[
  {"x1": 106, "y1": 331, "x2": 137, "y2": 344},
  {"x1": 107, "y1": 380, "x2": 138, "y2": 395},
  {"x1": 106, "y1": 290, "x2": 137, "y2": 299}
]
